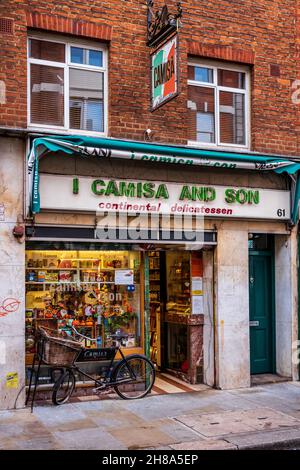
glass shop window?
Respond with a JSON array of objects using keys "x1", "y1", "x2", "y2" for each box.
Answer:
[{"x1": 25, "y1": 250, "x2": 141, "y2": 360}]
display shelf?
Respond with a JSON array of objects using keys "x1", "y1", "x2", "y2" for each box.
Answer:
[
  {"x1": 26, "y1": 267, "x2": 78, "y2": 271},
  {"x1": 26, "y1": 267, "x2": 137, "y2": 271},
  {"x1": 25, "y1": 281, "x2": 116, "y2": 284}
]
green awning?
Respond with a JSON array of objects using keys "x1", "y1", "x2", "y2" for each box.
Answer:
[{"x1": 28, "y1": 135, "x2": 300, "y2": 222}]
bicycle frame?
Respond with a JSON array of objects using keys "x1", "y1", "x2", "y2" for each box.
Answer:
[{"x1": 66, "y1": 346, "x2": 138, "y2": 389}]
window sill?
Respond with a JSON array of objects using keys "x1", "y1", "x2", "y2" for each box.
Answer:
[
  {"x1": 27, "y1": 126, "x2": 107, "y2": 139},
  {"x1": 187, "y1": 140, "x2": 250, "y2": 153}
]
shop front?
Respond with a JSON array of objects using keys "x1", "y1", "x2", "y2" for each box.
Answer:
[
  {"x1": 23, "y1": 136, "x2": 300, "y2": 397},
  {"x1": 25, "y1": 244, "x2": 207, "y2": 388}
]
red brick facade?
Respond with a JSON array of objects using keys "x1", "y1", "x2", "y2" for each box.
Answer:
[{"x1": 0, "y1": 0, "x2": 298, "y2": 154}]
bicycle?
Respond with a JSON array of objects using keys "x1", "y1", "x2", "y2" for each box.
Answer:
[{"x1": 50, "y1": 327, "x2": 156, "y2": 405}]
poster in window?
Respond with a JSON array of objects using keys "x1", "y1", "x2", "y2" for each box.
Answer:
[{"x1": 115, "y1": 269, "x2": 134, "y2": 285}]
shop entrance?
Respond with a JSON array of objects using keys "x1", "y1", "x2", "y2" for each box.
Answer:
[
  {"x1": 148, "y1": 250, "x2": 203, "y2": 381},
  {"x1": 249, "y1": 235, "x2": 275, "y2": 375}
]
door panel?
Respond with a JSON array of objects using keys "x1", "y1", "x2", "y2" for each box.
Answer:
[{"x1": 249, "y1": 254, "x2": 274, "y2": 374}]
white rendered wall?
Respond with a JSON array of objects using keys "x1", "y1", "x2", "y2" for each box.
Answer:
[
  {"x1": 214, "y1": 222, "x2": 251, "y2": 389},
  {"x1": 0, "y1": 137, "x2": 25, "y2": 409}
]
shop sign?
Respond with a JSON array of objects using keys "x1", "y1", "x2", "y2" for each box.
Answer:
[
  {"x1": 39, "y1": 174, "x2": 291, "y2": 221},
  {"x1": 151, "y1": 35, "x2": 178, "y2": 110}
]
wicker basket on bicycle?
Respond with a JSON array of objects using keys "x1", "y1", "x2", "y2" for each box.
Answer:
[{"x1": 37, "y1": 327, "x2": 83, "y2": 366}]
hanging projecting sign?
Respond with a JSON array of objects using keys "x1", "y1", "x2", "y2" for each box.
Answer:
[
  {"x1": 151, "y1": 35, "x2": 178, "y2": 110},
  {"x1": 39, "y1": 174, "x2": 291, "y2": 221}
]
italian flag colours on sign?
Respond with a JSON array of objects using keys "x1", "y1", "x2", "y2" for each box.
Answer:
[{"x1": 152, "y1": 36, "x2": 177, "y2": 109}]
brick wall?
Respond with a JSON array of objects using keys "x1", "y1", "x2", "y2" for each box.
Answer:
[{"x1": 0, "y1": 0, "x2": 298, "y2": 155}]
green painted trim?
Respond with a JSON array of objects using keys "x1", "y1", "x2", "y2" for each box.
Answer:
[
  {"x1": 298, "y1": 238, "x2": 300, "y2": 380},
  {"x1": 144, "y1": 253, "x2": 151, "y2": 360}
]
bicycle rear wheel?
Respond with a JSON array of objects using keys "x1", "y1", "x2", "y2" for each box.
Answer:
[
  {"x1": 113, "y1": 355, "x2": 155, "y2": 399},
  {"x1": 52, "y1": 368, "x2": 75, "y2": 405}
]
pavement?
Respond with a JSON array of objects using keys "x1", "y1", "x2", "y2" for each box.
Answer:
[{"x1": 1, "y1": 381, "x2": 300, "y2": 450}]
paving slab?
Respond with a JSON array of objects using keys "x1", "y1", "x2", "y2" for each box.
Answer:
[
  {"x1": 108, "y1": 423, "x2": 178, "y2": 449},
  {"x1": 88, "y1": 409, "x2": 146, "y2": 428},
  {"x1": 53, "y1": 427, "x2": 127, "y2": 450},
  {"x1": 120, "y1": 391, "x2": 247, "y2": 421},
  {"x1": 236, "y1": 408, "x2": 300, "y2": 431},
  {"x1": 156, "y1": 418, "x2": 204, "y2": 443},
  {"x1": 175, "y1": 408, "x2": 300, "y2": 438},
  {"x1": 169, "y1": 439, "x2": 237, "y2": 450},
  {"x1": 33, "y1": 403, "x2": 88, "y2": 427},
  {"x1": 14, "y1": 435, "x2": 61, "y2": 450},
  {"x1": 50, "y1": 417, "x2": 99, "y2": 432},
  {"x1": 224, "y1": 426, "x2": 300, "y2": 450}
]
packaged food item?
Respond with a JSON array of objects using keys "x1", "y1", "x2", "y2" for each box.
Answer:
[
  {"x1": 27, "y1": 271, "x2": 36, "y2": 282},
  {"x1": 126, "y1": 336, "x2": 135, "y2": 347},
  {"x1": 45, "y1": 272, "x2": 58, "y2": 282},
  {"x1": 59, "y1": 271, "x2": 72, "y2": 282},
  {"x1": 38, "y1": 271, "x2": 46, "y2": 282},
  {"x1": 59, "y1": 259, "x2": 72, "y2": 269},
  {"x1": 25, "y1": 310, "x2": 33, "y2": 318}
]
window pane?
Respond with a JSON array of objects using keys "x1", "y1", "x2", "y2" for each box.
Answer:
[
  {"x1": 30, "y1": 64, "x2": 64, "y2": 126},
  {"x1": 70, "y1": 47, "x2": 103, "y2": 67},
  {"x1": 218, "y1": 69, "x2": 245, "y2": 89},
  {"x1": 219, "y1": 91, "x2": 245, "y2": 145},
  {"x1": 187, "y1": 85, "x2": 215, "y2": 143},
  {"x1": 29, "y1": 39, "x2": 65, "y2": 62},
  {"x1": 70, "y1": 46, "x2": 84, "y2": 64},
  {"x1": 69, "y1": 68, "x2": 104, "y2": 132},
  {"x1": 89, "y1": 50, "x2": 103, "y2": 67},
  {"x1": 188, "y1": 65, "x2": 213, "y2": 83}
]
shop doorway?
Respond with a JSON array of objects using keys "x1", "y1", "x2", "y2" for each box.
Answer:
[
  {"x1": 249, "y1": 236, "x2": 275, "y2": 374},
  {"x1": 148, "y1": 250, "x2": 202, "y2": 381}
]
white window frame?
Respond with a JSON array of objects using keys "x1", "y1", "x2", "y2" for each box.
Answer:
[
  {"x1": 27, "y1": 32, "x2": 108, "y2": 136},
  {"x1": 187, "y1": 59, "x2": 250, "y2": 150}
]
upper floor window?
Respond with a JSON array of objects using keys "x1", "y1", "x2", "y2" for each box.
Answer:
[
  {"x1": 28, "y1": 36, "x2": 107, "y2": 134},
  {"x1": 187, "y1": 61, "x2": 250, "y2": 148}
]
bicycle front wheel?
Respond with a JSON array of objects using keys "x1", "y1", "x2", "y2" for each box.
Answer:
[
  {"x1": 113, "y1": 355, "x2": 155, "y2": 399},
  {"x1": 52, "y1": 369, "x2": 75, "y2": 405}
]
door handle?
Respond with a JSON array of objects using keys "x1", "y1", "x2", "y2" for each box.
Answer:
[
  {"x1": 249, "y1": 277, "x2": 254, "y2": 284},
  {"x1": 249, "y1": 321, "x2": 259, "y2": 327}
]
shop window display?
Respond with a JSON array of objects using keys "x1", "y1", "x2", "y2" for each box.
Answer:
[{"x1": 25, "y1": 250, "x2": 141, "y2": 364}]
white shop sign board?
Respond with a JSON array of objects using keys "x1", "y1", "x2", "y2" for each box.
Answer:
[{"x1": 39, "y1": 174, "x2": 291, "y2": 221}]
